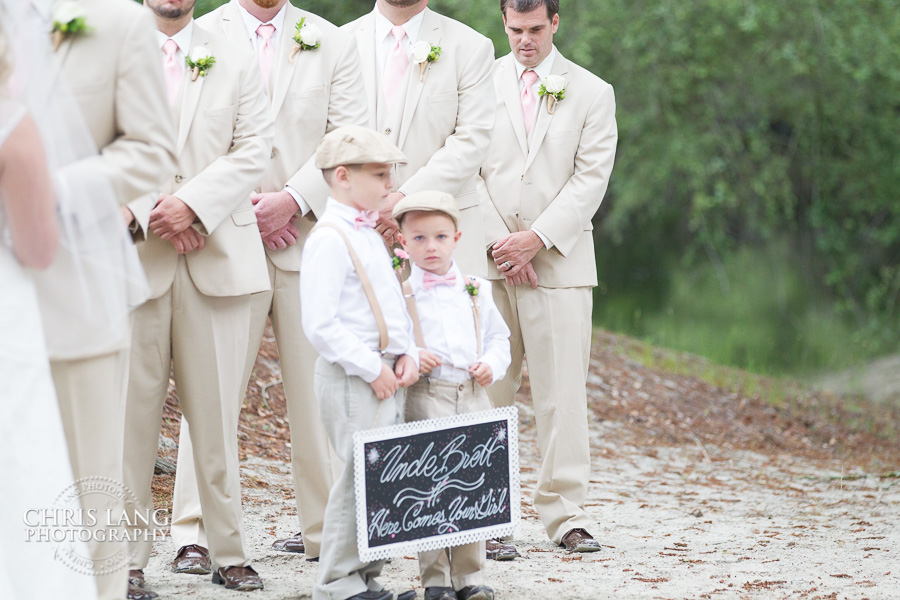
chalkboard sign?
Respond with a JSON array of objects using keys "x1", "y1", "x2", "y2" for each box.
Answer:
[{"x1": 353, "y1": 406, "x2": 520, "y2": 561}]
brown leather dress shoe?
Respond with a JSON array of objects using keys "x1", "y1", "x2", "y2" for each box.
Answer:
[
  {"x1": 212, "y1": 565, "x2": 264, "y2": 591},
  {"x1": 127, "y1": 570, "x2": 158, "y2": 600},
  {"x1": 485, "y1": 538, "x2": 519, "y2": 561},
  {"x1": 271, "y1": 531, "x2": 305, "y2": 554},
  {"x1": 172, "y1": 544, "x2": 212, "y2": 574},
  {"x1": 561, "y1": 528, "x2": 601, "y2": 552}
]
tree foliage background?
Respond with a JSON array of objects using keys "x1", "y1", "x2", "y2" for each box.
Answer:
[{"x1": 190, "y1": 0, "x2": 899, "y2": 375}]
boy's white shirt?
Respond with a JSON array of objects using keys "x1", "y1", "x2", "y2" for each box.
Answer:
[
  {"x1": 408, "y1": 261, "x2": 511, "y2": 384},
  {"x1": 300, "y1": 198, "x2": 419, "y2": 383}
]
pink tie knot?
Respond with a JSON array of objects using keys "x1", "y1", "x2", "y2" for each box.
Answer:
[
  {"x1": 423, "y1": 271, "x2": 457, "y2": 290},
  {"x1": 522, "y1": 69, "x2": 539, "y2": 87},
  {"x1": 354, "y1": 210, "x2": 378, "y2": 230},
  {"x1": 391, "y1": 26, "x2": 407, "y2": 43},
  {"x1": 257, "y1": 23, "x2": 275, "y2": 42},
  {"x1": 163, "y1": 39, "x2": 178, "y2": 58}
]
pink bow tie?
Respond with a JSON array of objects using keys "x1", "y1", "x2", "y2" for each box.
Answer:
[
  {"x1": 423, "y1": 271, "x2": 456, "y2": 290},
  {"x1": 354, "y1": 210, "x2": 378, "y2": 230}
]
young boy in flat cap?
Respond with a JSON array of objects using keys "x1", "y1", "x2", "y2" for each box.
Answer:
[
  {"x1": 393, "y1": 191, "x2": 511, "y2": 600},
  {"x1": 300, "y1": 125, "x2": 419, "y2": 600}
]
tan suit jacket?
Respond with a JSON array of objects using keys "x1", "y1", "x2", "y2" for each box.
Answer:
[
  {"x1": 200, "y1": 0, "x2": 368, "y2": 271},
  {"x1": 52, "y1": 0, "x2": 176, "y2": 211},
  {"x1": 128, "y1": 24, "x2": 273, "y2": 300},
  {"x1": 480, "y1": 50, "x2": 617, "y2": 288},
  {"x1": 39, "y1": 0, "x2": 177, "y2": 360},
  {"x1": 343, "y1": 8, "x2": 495, "y2": 274}
]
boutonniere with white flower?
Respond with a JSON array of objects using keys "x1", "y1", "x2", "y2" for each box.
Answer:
[
  {"x1": 538, "y1": 75, "x2": 567, "y2": 114},
  {"x1": 185, "y1": 47, "x2": 216, "y2": 81},
  {"x1": 290, "y1": 18, "x2": 322, "y2": 62},
  {"x1": 51, "y1": 1, "x2": 90, "y2": 52},
  {"x1": 464, "y1": 276, "x2": 480, "y2": 298},
  {"x1": 412, "y1": 41, "x2": 441, "y2": 82}
]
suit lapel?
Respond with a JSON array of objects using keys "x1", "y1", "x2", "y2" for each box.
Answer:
[
  {"x1": 524, "y1": 52, "x2": 569, "y2": 172},
  {"x1": 176, "y1": 29, "x2": 209, "y2": 154},
  {"x1": 498, "y1": 55, "x2": 528, "y2": 157},
  {"x1": 397, "y1": 8, "x2": 441, "y2": 150},
  {"x1": 269, "y1": 5, "x2": 304, "y2": 116},
  {"x1": 220, "y1": 0, "x2": 250, "y2": 47},
  {"x1": 355, "y1": 13, "x2": 379, "y2": 128}
]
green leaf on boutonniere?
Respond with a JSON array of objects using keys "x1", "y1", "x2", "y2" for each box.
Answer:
[
  {"x1": 290, "y1": 17, "x2": 322, "y2": 62},
  {"x1": 538, "y1": 75, "x2": 567, "y2": 114},
  {"x1": 185, "y1": 48, "x2": 216, "y2": 81},
  {"x1": 51, "y1": 1, "x2": 91, "y2": 51}
]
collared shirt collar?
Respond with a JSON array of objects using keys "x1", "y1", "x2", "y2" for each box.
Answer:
[
  {"x1": 514, "y1": 45, "x2": 557, "y2": 83},
  {"x1": 155, "y1": 20, "x2": 194, "y2": 55},
  {"x1": 326, "y1": 198, "x2": 375, "y2": 226},
  {"x1": 237, "y1": 1, "x2": 288, "y2": 42},
  {"x1": 373, "y1": 3, "x2": 426, "y2": 47}
]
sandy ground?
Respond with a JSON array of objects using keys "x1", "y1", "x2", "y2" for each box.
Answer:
[{"x1": 140, "y1": 398, "x2": 899, "y2": 600}]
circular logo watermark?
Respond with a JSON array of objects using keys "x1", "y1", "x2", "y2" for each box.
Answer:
[{"x1": 23, "y1": 476, "x2": 169, "y2": 576}]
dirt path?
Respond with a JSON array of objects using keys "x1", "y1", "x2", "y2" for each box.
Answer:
[{"x1": 144, "y1": 331, "x2": 899, "y2": 599}]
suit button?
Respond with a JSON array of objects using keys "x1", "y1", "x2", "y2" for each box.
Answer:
[
  {"x1": 271, "y1": 149, "x2": 279, "y2": 159},
  {"x1": 458, "y1": 384, "x2": 464, "y2": 392},
  {"x1": 384, "y1": 128, "x2": 391, "y2": 135},
  {"x1": 174, "y1": 174, "x2": 183, "y2": 183}
]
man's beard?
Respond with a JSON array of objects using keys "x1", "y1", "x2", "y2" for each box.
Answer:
[
  {"x1": 383, "y1": 0, "x2": 424, "y2": 7},
  {"x1": 153, "y1": 4, "x2": 192, "y2": 20},
  {"x1": 252, "y1": 0, "x2": 282, "y2": 9}
]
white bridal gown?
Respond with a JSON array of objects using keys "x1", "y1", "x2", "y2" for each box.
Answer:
[{"x1": 0, "y1": 100, "x2": 97, "y2": 600}]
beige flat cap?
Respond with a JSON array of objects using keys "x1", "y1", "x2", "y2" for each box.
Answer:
[
  {"x1": 392, "y1": 190, "x2": 460, "y2": 229},
  {"x1": 315, "y1": 125, "x2": 407, "y2": 169}
]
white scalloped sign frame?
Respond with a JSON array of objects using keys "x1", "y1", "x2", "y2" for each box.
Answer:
[{"x1": 353, "y1": 405, "x2": 520, "y2": 562}]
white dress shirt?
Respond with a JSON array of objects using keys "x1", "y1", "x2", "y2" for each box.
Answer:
[
  {"x1": 373, "y1": 4, "x2": 426, "y2": 78},
  {"x1": 154, "y1": 20, "x2": 194, "y2": 73},
  {"x1": 235, "y1": 2, "x2": 312, "y2": 216},
  {"x1": 300, "y1": 199, "x2": 419, "y2": 383},
  {"x1": 513, "y1": 47, "x2": 557, "y2": 250},
  {"x1": 408, "y1": 262, "x2": 511, "y2": 384}
]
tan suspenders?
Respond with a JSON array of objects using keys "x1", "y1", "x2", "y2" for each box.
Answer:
[
  {"x1": 402, "y1": 278, "x2": 483, "y2": 359},
  {"x1": 312, "y1": 223, "x2": 389, "y2": 353}
]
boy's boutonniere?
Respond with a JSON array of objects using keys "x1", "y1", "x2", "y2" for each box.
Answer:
[
  {"x1": 185, "y1": 47, "x2": 215, "y2": 82},
  {"x1": 412, "y1": 41, "x2": 441, "y2": 82},
  {"x1": 464, "y1": 276, "x2": 480, "y2": 298},
  {"x1": 391, "y1": 248, "x2": 409, "y2": 272},
  {"x1": 290, "y1": 18, "x2": 322, "y2": 63},
  {"x1": 538, "y1": 75, "x2": 567, "y2": 114},
  {"x1": 51, "y1": 1, "x2": 90, "y2": 52}
]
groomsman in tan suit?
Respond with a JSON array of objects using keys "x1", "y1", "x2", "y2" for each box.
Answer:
[
  {"x1": 29, "y1": 1, "x2": 177, "y2": 598},
  {"x1": 165, "y1": 0, "x2": 369, "y2": 567},
  {"x1": 343, "y1": 0, "x2": 495, "y2": 276},
  {"x1": 123, "y1": 0, "x2": 273, "y2": 596},
  {"x1": 480, "y1": 0, "x2": 617, "y2": 554}
]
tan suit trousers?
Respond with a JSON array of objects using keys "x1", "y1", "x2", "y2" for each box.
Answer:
[
  {"x1": 123, "y1": 258, "x2": 250, "y2": 570},
  {"x1": 406, "y1": 377, "x2": 489, "y2": 590},
  {"x1": 313, "y1": 357, "x2": 403, "y2": 600},
  {"x1": 170, "y1": 258, "x2": 339, "y2": 558},
  {"x1": 487, "y1": 283, "x2": 594, "y2": 544},
  {"x1": 51, "y1": 350, "x2": 130, "y2": 600}
]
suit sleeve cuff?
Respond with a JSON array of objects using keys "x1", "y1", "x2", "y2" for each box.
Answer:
[
  {"x1": 531, "y1": 227, "x2": 553, "y2": 250},
  {"x1": 285, "y1": 185, "x2": 312, "y2": 217}
]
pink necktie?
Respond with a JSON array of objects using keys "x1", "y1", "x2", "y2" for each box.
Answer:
[
  {"x1": 521, "y1": 69, "x2": 539, "y2": 134},
  {"x1": 162, "y1": 39, "x2": 181, "y2": 106},
  {"x1": 257, "y1": 23, "x2": 276, "y2": 94},
  {"x1": 354, "y1": 210, "x2": 378, "y2": 230},
  {"x1": 423, "y1": 271, "x2": 457, "y2": 290},
  {"x1": 383, "y1": 26, "x2": 408, "y2": 110}
]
